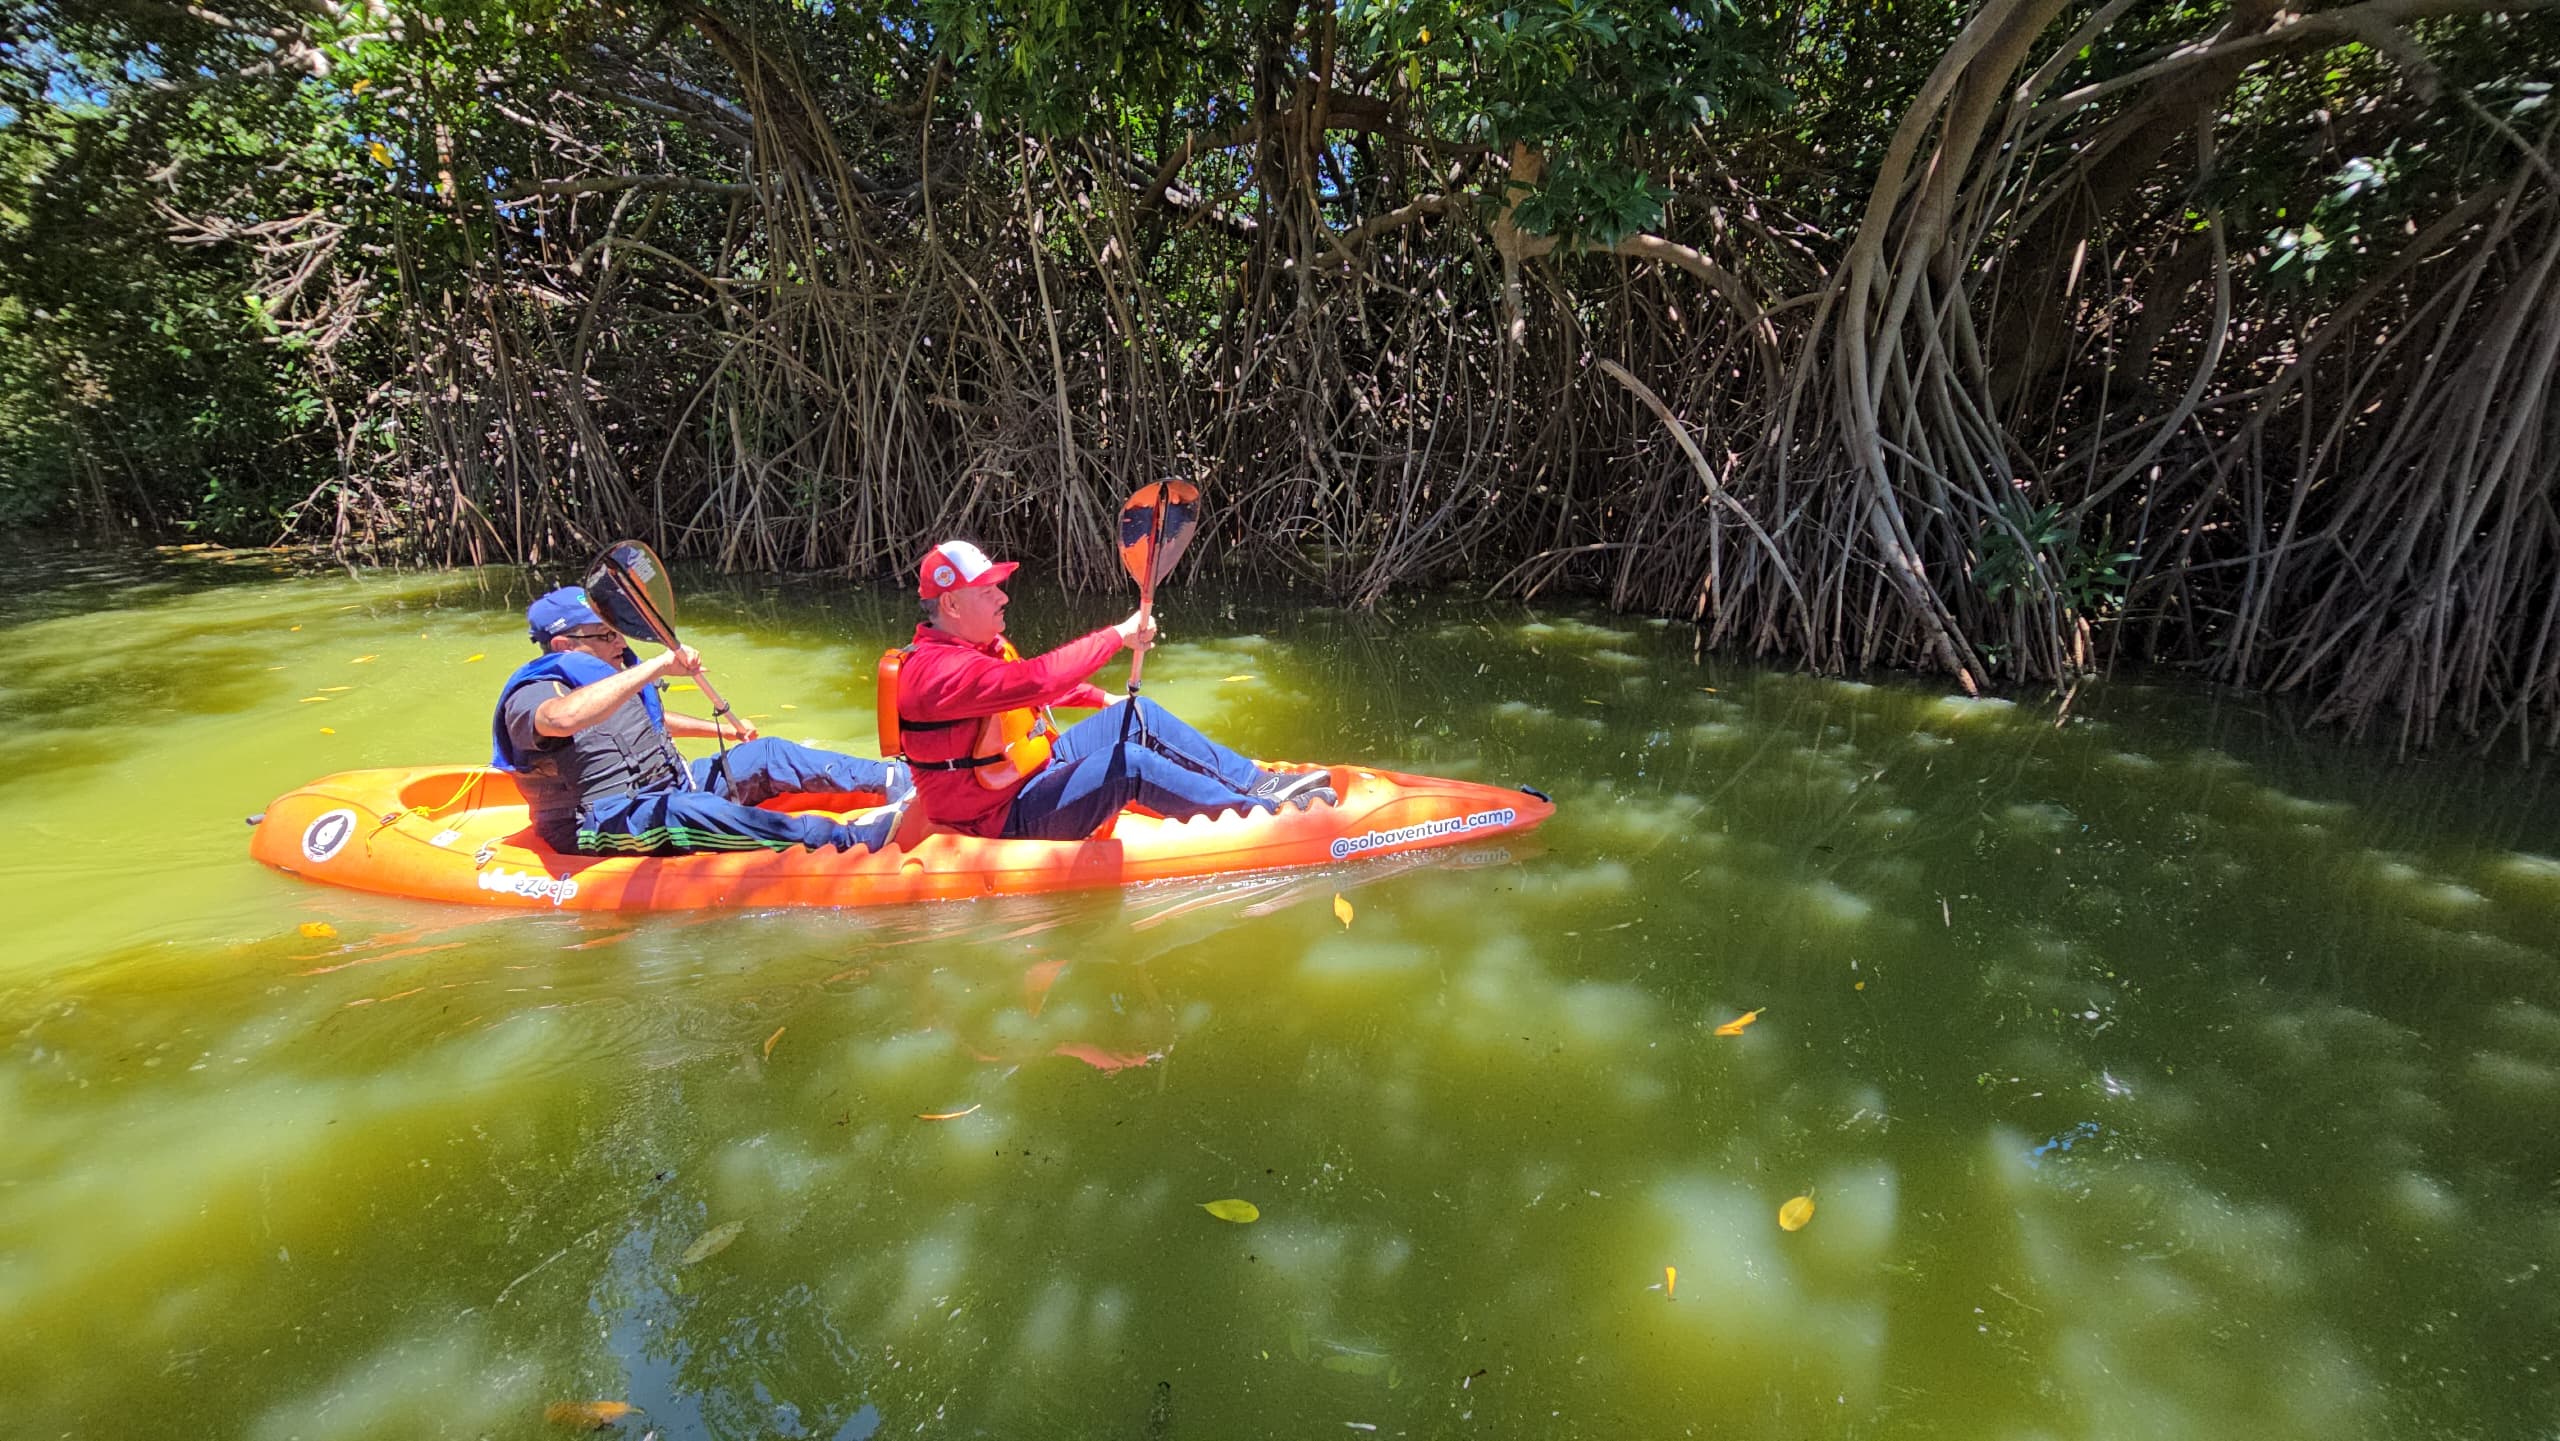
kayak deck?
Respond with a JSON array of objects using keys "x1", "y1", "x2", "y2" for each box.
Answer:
[{"x1": 249, "y1": 764, "x2": 1554, "y2": 911}]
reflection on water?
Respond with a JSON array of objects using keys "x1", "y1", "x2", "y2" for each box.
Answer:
[{"x1": 2, "y1": 543, "x2": 2558, "y2": 1438}]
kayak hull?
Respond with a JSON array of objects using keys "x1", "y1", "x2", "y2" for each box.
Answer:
[{"x1": 249, "y1": 765, "x2": 1553, "y2": 911}]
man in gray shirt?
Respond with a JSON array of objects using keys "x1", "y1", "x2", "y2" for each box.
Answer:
[{"x1": 492, "y1": 586, "x2": 911, "y2": 856}]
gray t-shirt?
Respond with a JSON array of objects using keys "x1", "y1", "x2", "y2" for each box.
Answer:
[{"x1": 499, "y1": 680, "x2": 687, "y2": 850}]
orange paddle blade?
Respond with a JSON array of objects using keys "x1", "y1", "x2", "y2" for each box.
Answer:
[{"x1": 1118, "y1": 480, "x2": 1201, "y2": 592}]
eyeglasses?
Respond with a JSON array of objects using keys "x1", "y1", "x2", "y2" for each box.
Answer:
[{"x1": 561, "y1": 628, "x2": 622, "y2": 644}]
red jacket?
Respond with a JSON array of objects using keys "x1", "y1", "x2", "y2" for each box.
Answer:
[{"x1": 899, "y1": 623, "x2": 1122, "y2": 836}]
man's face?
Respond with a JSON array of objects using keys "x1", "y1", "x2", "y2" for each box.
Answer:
[
  {"x1": 550, "y1": 625, "x2": 628, "y2": 668},
  {"x1": 938, "y1": 582, "x2": 1008, "y2": 645}
]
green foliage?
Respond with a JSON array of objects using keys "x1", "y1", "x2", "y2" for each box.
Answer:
[
  {"x1": 0, "y1": 78, "x2": 320, "y2": 532},
  {"x1": 1974, "y1": 499, "x2": 2133, "y2": 618}
]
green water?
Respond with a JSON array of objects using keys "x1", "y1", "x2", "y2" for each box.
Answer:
[{"x1": 3, "y1": 545, "x2": 2556, "y2": 1440}]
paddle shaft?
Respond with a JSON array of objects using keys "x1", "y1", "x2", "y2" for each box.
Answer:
[{"x1": 1127, "y1": 509, "x2": 1167, "y2": 695}]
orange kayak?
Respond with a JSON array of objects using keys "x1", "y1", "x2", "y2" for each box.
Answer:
[{"x1": 249, "y1": 764, "x2": 1554, "y2": 911}]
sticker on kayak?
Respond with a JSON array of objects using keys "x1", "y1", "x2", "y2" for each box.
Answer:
[
  {"x1": 478, "y1": 866, "x2": 580, "y2": 906},
  {"x1": 1330, "y1": 806, "x2": 1519, "y2": 861},
  {"x1": 301, "y1": 808, "x2": 358, "y2": 863}
]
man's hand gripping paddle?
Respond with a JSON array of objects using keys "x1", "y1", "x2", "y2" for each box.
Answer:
[
  {"x1": 584, "y1": 539, "x2": 741, "y2": 777},
  {"x1": 1117, "y1": 479, "x2": 1201, "y2": 699}
]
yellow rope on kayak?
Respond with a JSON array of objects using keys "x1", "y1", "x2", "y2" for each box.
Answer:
[{"x1": 409, "y1": 769, "x2": 489, "y2": 821}]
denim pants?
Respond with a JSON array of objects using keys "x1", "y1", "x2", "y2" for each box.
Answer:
[
  {"x1": 1000, "y1": 697, "x2": 1272, "y2": 841},
  {"x1": 579, "y1": 737, "x2": 911, "y2": 854}
]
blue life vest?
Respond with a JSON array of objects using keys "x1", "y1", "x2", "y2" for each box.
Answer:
[{"x1": 491, "y1": 650, "x2": 664, "y2": 770}]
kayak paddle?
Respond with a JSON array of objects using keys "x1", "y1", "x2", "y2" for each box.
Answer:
[
  {"x1": 1116, "y1": 478, "x2": 1200, "y2": 699},
  {"x1": 584, "y1": 539, "x2": 741, "y2": 773}
]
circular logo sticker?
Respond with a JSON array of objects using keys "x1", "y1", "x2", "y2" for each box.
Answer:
[
  {"x1": 933, "y1": 564, "x2": 957, "y2": 588},
  {"x1": 301, "y1": 808, "x2": 358, "y2": 863}
]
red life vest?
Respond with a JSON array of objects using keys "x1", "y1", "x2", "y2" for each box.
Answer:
[{"x1": 876, "y1": 643, "x2": 1057, "y2": 790}]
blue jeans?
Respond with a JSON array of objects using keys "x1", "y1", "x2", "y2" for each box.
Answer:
[
  {"x1": 1000, "y1": 697, "x2": 1273, "y2": 841},
  {"x1": 580, "y1": 738, "x2": 911, "y2": 854}
]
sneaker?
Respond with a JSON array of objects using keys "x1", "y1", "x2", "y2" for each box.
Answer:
[
  {"x1": 1250, "y1": 768, "x2": 1331, "y2": 804},
  {"x1": 841, "y1": 791, "x2": 913, "y2": 853}
]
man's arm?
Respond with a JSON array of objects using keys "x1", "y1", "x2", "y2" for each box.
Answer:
[
  {"x1": 664, "y1": 710, "x2": 759, "y2": 742},
  {"x1": 533, "y1": 645, "x2": 703, "y2": 737},
  {"x1": 906, "y1": 629, "x2": 1123, "y2": 719}
]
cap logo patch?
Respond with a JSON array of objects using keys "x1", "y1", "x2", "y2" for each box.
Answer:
[{"x1": 934, "y1": 564, "x2": 956, "y2": 588}]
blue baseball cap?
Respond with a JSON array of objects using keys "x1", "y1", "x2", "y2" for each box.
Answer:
[{"x1": 526, "y1": 586, "x2": 606, "y2": 643}]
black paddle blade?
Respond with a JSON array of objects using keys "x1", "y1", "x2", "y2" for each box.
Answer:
[
  {"x1": 1117, "y1": 479, "x2": 1201, "y2": 591},
  {"x1": 582, "y1": 539, "x2": 678, "y2": 647}
]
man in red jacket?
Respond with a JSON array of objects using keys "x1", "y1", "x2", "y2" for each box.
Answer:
[{"x1": 893, "y1": 540, "x2": 1335, "y2": 840}]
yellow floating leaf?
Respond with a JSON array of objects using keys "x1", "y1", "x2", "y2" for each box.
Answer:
[
  {"x1": 319, "y1": 685, "x2": 352, "y2": 692},
  {"x1": 464, "y1": 653, "x2": 485, "y2": 663},
  {"x1": 1854, "y1": 980, "x2": 1866, "y2": 991},
  {"x1": 1778, "y1": 1194, "x2": 1816, "y2": 1232},
  {"x1": 918, "y1": 1104, "x2": 981, "y2": 1121},
  {"x1": 289, "y1": 624, "x2": 302, "y2": 631},
  {"x1": 367, "y1": 141, "x2": 392, "y2": 168},
  {"x1": 680, "y1": 1219, "x2": 743, "y2": 1265},
  {"x1": 350, "y1": 654, "x2": 378, "y2": 663},
  {"x1": 299, "y1": 696, "x2": 329, "y2": 703},
  {"x1": 1200, "y1": 1198, "x2": 1261, "y2": 1224},
  {"x1": 319, "y1": 727, "x2": 336, "y2": 735},
  {"x1": 1713, "y1": 1007, "x2": 1764, "y2": 1037},
  {"x1": 298, "y1": 921, "x2": 337, "y2": 939},
  {"x1": 1221, "y1": 674, "x2": 1257, "y2": 682},
  {"x1": 1333, "y1": 894, "x2": 1354, "y2": 928},
  {"x1": 1666, "y1": 1264, "x2": 1677, "y2": 1298},
  {"x1": 762, "y1": 1025, "x2": 785, "y2": 1059},
  {"x1": 544, "y1": 1400, "x2": 639, "y2": 1430},
  {"x1": 780, "y1": 703, "x2": 797, "y2": 709}
]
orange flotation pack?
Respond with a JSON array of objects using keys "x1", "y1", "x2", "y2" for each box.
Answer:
[{"x1": 877, "y1": 644, "x2": 1058, "y2": 790}]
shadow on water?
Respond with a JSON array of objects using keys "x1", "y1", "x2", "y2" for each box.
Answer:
[{"x1": 1, "y1": 543, "x2": 2556, "y2": 1439}]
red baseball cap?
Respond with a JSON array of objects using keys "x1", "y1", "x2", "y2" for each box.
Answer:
[{"x1": 918, "y1": 540, "x2": 1019, "y2": 599}]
